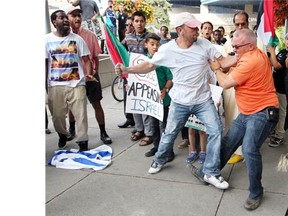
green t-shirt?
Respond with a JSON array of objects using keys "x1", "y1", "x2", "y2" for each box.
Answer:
[{"x1": 147, "y1": 53, "x2": 173, "y2": 107}]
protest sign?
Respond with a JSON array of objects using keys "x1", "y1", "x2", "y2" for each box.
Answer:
[{"x1": 126, "y1": 53, "x2": 164, "y2": 121}]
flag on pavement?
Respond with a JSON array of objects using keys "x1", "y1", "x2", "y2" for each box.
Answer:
[
  {"x1": 48, "y1": 145, "x2": 112, "y2": 171},
  {"x1": 256, "y1": 0, "x2": 278, "y2": 46}
]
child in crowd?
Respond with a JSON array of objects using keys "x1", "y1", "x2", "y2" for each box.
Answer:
[
  {"x1": 143, "y1": 33, "x2": 173, "y2": 157},
  {"x1": 186, "y1": 128, "x2": 207, "y2": 164}
]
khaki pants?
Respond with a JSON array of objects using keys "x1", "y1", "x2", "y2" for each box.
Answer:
[
  {"x1": 48, "y1": 85, "x2": 88, "y2": 142},
  {"x1": 223, "y1": 88, "x2": 242, "y2": 155},
  {"x1": 274, "y1": 92, "x2": 287, "y2": 139}
]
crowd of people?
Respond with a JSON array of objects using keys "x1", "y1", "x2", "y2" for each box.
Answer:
[{"x1": 45, "y1": 0, "x2": 288, "y2": 212}]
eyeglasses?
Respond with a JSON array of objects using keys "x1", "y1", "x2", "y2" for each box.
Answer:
[
  {"x1": 125, "y1": 23, "x2": 132, "y2": 27},
  {"x1": 232, "y1": 43, "x2": 250, "y2": 49},
  {"x1": 235, "y1": 22, "x2": 247, "y2": 27}
]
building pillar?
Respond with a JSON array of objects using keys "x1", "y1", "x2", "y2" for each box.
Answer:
[{"x1": 200, "y1": 4, "x2": 209, "y2": 15}]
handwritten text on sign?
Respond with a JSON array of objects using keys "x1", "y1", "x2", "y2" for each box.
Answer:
[{"x1": 126, "y1": 53, "x2": 164, "y2": 121}]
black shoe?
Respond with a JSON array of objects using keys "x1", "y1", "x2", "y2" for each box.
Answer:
[
  {"x1": 189, "y1": 164, "x2": 209, "y2": 185},
  {"x1": 58, "y1": 133, "x2": 67, "y2": 149},
  {"x1": 244, "y1": 194, "x2": 263, "y2": 211},
  {"x1": 78, "y1": 141, "x2": 88, "y2": 152},
  {"x1": 101, "y1": 132, "x2": 112, "y2": 144},
  {"x1": 67, "y1": 129, "x2": 75, "y2": 141},
  {"x1": 118, "y1": 119, "x2": 135, "y2": 128},
  {"x1": 145, "y1": 147, "x2": 157, "y2": 157},
  {"x1": 167, "y1": 151, "x2": 175, "y2": 162}
]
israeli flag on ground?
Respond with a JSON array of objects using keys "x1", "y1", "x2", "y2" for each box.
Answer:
[{"x1": 48, "y1": 145, "x2": 112, "y2": 171}]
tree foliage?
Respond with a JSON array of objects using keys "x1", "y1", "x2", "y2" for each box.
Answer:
[
  {"x1": 145, "y1": 0, "x2": 172, "y2": 28},
  {"x1": 114, "y1": 0, "x2": 172, "y2": 28}
]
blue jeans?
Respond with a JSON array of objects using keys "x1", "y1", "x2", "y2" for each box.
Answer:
[
  {"x1": 154, "y1": 98, "x2": 223, "y2": 176},
  {"x1": 219, "y1": 108, "x2": 278, "y2": 199}
]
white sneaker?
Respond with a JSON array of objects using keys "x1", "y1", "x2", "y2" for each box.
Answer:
[
  {"x1": 148, "y1": 161, "x2": 163, "y2": 174},
  {"x1": 204, "y1": 174, "x2": 229, "y2": 189}
]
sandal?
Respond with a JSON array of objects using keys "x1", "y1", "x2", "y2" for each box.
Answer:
[
  {"x1": 131, "y1": 131, "x2": 144, "y2": 141},
  {"x1": 138, "y1": 136, "x2": 153, "y2": 146}
]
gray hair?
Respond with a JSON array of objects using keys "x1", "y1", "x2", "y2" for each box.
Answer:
[{"x1": 233, "y1": 29, "x2": 257, "y2": 46}]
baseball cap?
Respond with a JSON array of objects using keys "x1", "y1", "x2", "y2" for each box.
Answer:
[
  {"x1": 173, "y1": 12, "x2": 201, "y2": 29},
  {"x1": 65, "y1": 5, "x2": 82, "y2": 15}
]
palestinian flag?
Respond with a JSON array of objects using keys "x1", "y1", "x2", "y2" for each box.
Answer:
[
  {"x1": 256, "y1": 0, "x2": 278, "y2": 46},
  {"x1": 101, "y1": 16, "x2": 130, "y2": 67}
]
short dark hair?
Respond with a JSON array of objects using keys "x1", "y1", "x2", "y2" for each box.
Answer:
[
  {"x1": 50, "y1": 10, "x2": 64, "y2": 23},
  {"x1": 233, "y1": 11, "x2": 249, "y2": 24},
  {"x1": 160, "y1": 25, "x2": 168, "y2": 31},
  {"x1": 50, "y1": 10, "x2": 65, "y2": 27},
  {"x1": 131, "y1": 11, "x2": 146, "y2": 21},
  {"x1": 213, "y1": 29, "x2": 221, "y2": 35},
  {"x1": 218, "y1": 26, "x2": 225, "y2": 31},
  {"x1": 145, "y1": 33, "x2": 161, "y2": 43}
]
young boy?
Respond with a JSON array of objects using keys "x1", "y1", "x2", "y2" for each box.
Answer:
[{"x1": 144, "y1": 33, "x2": 173, "y2": 157}]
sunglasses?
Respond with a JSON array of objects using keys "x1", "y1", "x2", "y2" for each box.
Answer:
[
  {"x1": 232, "y1": 43, "x2": 250, "y2": 50},
  {"x1": 235, "y1": 22, "x2": 247, "y2": 27},
  {"x1": 125, "y1": 23, "x2": 132, "y2": 27}
]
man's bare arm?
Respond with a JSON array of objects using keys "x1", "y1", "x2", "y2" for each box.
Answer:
[
  {"x1": 209, "y1": 59, "x2": 238, "y2": 89},
  {"x1": 115, "y1": 61, "x2": 157, "y2": 77},
  {"x1": 216, "y1": 55, "x2": 237, "y2": 71}
]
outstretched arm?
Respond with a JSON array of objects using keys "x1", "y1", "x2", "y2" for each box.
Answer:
[{"x1": 115, "y1": 62, "x2": 157, "y2": 77}]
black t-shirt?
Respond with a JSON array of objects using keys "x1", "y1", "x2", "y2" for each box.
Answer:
[
  {"x1": 273, "y1": 49, "x2": 288, "y2": 94},
  {"x1": 117, "y1": 12, "x2": 128, "y2": 30}
]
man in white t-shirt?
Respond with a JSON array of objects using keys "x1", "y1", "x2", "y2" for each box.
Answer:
[
  {"x1": 45, "y1": 10, "x2": 95, "y2": 152},
  {"x1": 115, "y1": 12, "x2": 237, "y2": 190}
]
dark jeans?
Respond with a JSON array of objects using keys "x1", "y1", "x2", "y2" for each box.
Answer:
[{"x1": 220, "y1": 108, "x2": 278, "y2": 199}]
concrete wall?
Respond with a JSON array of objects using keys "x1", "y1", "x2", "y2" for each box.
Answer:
[{"x1": 98, "y1": 54, "x2": 115, "y2": 88}]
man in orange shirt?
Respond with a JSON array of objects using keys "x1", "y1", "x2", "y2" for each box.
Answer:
[{"x1": 207, "y1": 29, "x2": 279, "y2": 210}]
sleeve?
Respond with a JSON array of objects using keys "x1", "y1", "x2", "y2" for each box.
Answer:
[
  {"x1": 148, "y1": 45, "x2": 171, "y2": 67},
  {"x1": 163, "y1": 67, "x2": 173, "y2": 81},
  {"x1": 278, "y1": 50, "x2": 288, "y2": 68},
  {"x1": 207, "y1": 41, "x2": 221, "y2": 60},
  {"x1": 77, "y1": 36, "x2": 90, "y2": 57}
]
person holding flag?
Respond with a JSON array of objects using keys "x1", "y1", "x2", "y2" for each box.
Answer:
[{"x1": 115, "y1": 12, "x2": 237, "y2": 190}]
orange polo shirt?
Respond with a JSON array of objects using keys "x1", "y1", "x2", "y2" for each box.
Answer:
[{"x1": 231, "y1": 48, "x2": 279, "y2": 115}]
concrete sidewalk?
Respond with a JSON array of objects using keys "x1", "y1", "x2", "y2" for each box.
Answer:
[{"x1": 46, "y1": 86, "x2": 288, "y2": 216}]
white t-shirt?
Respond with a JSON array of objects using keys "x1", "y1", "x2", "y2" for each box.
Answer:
[
  {"x1": 149, "y1": 38, "x2": 221, "y2": 105},
  {"x1": 45, "y1": 32, "x2": 90, "y2": 87}
]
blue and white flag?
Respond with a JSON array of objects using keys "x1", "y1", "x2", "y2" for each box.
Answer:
[{"x1": 48, "y1": 145, "x2": 112, "y2": 171}]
